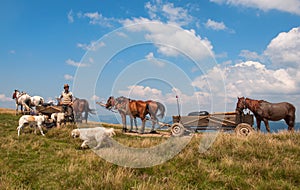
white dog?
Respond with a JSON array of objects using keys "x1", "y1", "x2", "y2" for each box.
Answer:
[
  {"x1": 71, "y1": 127, "x2": 115, "y2": 149},
  {"x1": 51, "y1": 112, "x2": 66, "y2": 128},
  {"x1": 17, "y1": 115, "x2": 47, "y2": 136}
]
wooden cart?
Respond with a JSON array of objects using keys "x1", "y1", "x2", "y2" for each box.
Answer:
[
  {"x1": 167, "y1": 111, "x2": 254, "y2": 137},
  {"x1": 36, "y1": 105, "x2": 75, "y2": 127}
]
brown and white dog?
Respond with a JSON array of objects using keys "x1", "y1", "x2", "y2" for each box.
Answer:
[
  {"x1": 71, "y1": 127, "x2": 115, "y2": 149},
  {"x1": 17, "y1": 115, "x2": 47, "y2": 136},
  {"x1": 51, "y1": 112, "x2": 66, "y2": 128}
]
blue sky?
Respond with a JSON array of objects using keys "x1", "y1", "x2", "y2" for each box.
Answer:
[{"x1": 1, "y1": 0, "x2": 300, "y2": 121}]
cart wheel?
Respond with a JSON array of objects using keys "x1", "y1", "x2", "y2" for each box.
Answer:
[
  {"x1": 171, "y1": 123, "x2": 185, "y2": 137},
  {"x1": 235, "y1": 123, "x2": 254, "y2": 136}
]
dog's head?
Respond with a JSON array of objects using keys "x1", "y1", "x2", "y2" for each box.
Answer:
[
  {"x1": 71, "y1": 129, "x2": 80, "y2": 138},
  {"x1": 106, "y1": 128, "x2": 116, "y2": 137}
]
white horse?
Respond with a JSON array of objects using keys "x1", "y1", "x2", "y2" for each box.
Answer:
[
  {"x1": 12, "y1": 90, "x2": 44, "y2": 114},
  {"x1": 12, "y1": 90, "x2": 31, "y2": 114},
  {"x1": 30, "y1": 96, "x2": 44, "y2": 107}
]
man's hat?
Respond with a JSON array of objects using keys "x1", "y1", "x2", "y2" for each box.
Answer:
[{"x1": 64, "y1": 84, "x2": 69, "y2": 88}]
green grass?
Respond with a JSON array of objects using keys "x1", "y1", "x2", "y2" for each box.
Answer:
[{"x1": 1, "y1": 113, "x2": 300, "y2": 189}]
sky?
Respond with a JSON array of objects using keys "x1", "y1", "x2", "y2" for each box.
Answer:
[{"x1": 1, "y1": 0, "x2": 300, "y2": 121}]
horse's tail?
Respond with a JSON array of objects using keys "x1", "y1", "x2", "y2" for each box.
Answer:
[
  {"x1": 287, "y1": 103, "x2": 296, "y2": 128},
  {"x1": 85, "y1": 101, "x2": 96, "y2": 115},
  {"x1": 156, "y1": 102, "x2": 165, "y2": 119}
]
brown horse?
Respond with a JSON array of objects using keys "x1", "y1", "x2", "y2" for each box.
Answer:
[
  {"x1": 73, "y1": 98, "x2": 95, "y2": 123},
  {"x1": 105, "y1": 96, "x2": 148, "y2": 133},
  {"x1": 236, "y1": 97, "x2": 296, "y2": 132}
]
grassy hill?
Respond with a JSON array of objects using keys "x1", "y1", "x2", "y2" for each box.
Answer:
[{"x1": 1, "y1": 112, "x2": 300, "y2": 189}]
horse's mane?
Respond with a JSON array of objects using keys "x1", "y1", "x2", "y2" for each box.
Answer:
[{"x1": 245, "y1": 98, "x2": 261, "y2": 111}]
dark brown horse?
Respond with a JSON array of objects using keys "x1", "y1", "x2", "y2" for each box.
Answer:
[
  {"x1": 236, "y1": 97, "x2": 296, "y2": 132},
  {"x1": 73, "y1": 98, "x2": 95, "y2": 123},
  {"x1": 105, "y1": 96, "x2": 165, "y2": 133}
]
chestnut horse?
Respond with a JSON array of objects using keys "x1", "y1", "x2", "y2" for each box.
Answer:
[
  {"x1": 105, "y1": 96, "x2": 165, "y2": 133},
  {"x1": 236, "y1": 97, "x2": 296, "y2": 132}
]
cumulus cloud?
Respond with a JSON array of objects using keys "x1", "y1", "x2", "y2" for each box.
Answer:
[
  {"x1": 145, "y1": 0, "x2": 193, "y2": 26},
  {"x1": 210, "y1": 0, "x2": 300, "y2": 15},
  {"x1": 205, "y1": 19, "x2": 226, "y2": 31},
  {"x1": 122, "y1": 18, "x2": 214, "y2": 61},
  {"x1": 77, "y1": 41, "x2": 105, "y2": 51},
  {"x1": 145, "y1": 52, "x2": 165, "y2": 67},
  {"x1": 0, "y1": 94, "x2": 13, "y2": 102},
  {"x1": 66, "y1": 59, "x2": 89, "y2": 67},
  {"x1": 118, "y1": 85, "x2": 210, "y2": 112},
  {"x1": 64, "y1": 74, "x2": 74, "y2": 81},
  {"x1": 192, "y1": 61, "x2": 298, "y2": 103},
  {"x1": 264, "y1": 27, "x2": 300, "y2": 68},
  {"x1": 90, "y1": 95, "x2": 100, "y2": 101},
  {"x1": 78, "y1": 11, "x2": 117, "y2": 27},
  {"x1": 67, "y1": 10, "x2": 74, "y2": 23}
]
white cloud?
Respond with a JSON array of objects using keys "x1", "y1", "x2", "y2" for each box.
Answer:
[
  {"x1": 77, "y1": 41, "x2": 105, "y2": 51},
  {"x1": 264, "y1": 27, "x2": 300, "y2": 68},
  {"x1": 64, "y1": 74, "x2": 73, "y2": 81},
  {"x1": 0, "y1": 94, "x2": 13, "y2": 102},
  {"x1": 118, "y1": 85, "x2": 210, "y2": 112},
  {"x1": 239, "y1": 49, "x2": 263, "y2": 61},
  {"x1": 66, "y1": 59, "x2": 89, "y2": 67},
  {"x1": 145, "y1": 1, "x2": 193, "y2": 26},
  {"x1": 192, "y1": 61, "x2": 298, "y2": 100},
  {"x1": 122, "y1": 18, "x2": 214, "y2": 61},
  {"x1": 90, "y1": 95, "x2": 99, "y2": 101},
  {"x1": 80, "y1": 12, "x2": 117, "y2": 27},
  {"x1": 67, "y1": 10, "x2": 74, "y2": 23},
  {"x1": 210, "y1": 0, "x2": 300, "y2": 15},
  {"x1": 145, "y1": 52, "x2": 165, "y2": 67},
  {"x1": 205, "y1": 19, "x2": 226, "y2": 31}
]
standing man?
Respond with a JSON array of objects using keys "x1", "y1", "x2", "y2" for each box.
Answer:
[{"x1": 59, "y1": 84, "x2": 75, "y2": 123}]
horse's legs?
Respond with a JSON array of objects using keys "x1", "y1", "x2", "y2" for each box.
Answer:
[
  {"x1": 84, "y1": 111, "x2": 88, "y2": 123},
  {"x1": 285, "y1": 115, "x2": 295, "y2": 132},
  {"x1": 129, "y1": 117, "x2": 134, "y2": 131},
  {"x1": 15, "y1": 103, "x2": 18, "y2": 115},
  {"x1": 139, "y1": 118, "x2": 146, "y2": 134},
  {"x1": 121, "y1": 114, "x2": 127, "y2": 132},
  {"x1": 263, "y1": 119, "x2": 270, "y2": 133},
  {"x1": 256, "y1": 118, "x2": 261, "y2": 132},
  {"x1": 134, "y1": 118, "x2": 138, "y2": 132}
]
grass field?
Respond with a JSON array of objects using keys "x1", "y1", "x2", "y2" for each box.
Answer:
[{"x1": 1, "y1": 112, "x2": 300, "y2": 189}]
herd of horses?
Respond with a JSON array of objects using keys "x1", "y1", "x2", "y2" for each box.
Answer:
[
  {"x1": 12, "y1": 89, "x2": 297, "y2": 133},
  {"x1": 12, "y1": 90, "x2": 95, "y2": 123}
]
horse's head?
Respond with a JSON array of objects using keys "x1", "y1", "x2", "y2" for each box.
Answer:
[
  {"x1": 12, "y1": 90, "x2": 19, "y2": 99},
  {"x1": 105, "y1": 96, "x2": 115, "y2": 109},
  {"x1": 236, "y1": 97, "x2": 246, "y2": 113}
]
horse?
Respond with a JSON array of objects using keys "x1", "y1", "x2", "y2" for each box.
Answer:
[
  {"x1": 12, "y1": 90, "x2": 31, "y2": 114},
  {"x1": 145, "y1": 100, "x2": 165, "y2": 132},
  {"x1": 72, "y1": 98, "x2": 95, "y2": 123},
  {"x1": 30, "y1": 96, "x2": 44, "y2": 107},
  {"x1": 12, "y1": 90, "x2": 45, "y2": 115},
  {"x1": 105, "y1": 96, "x2": 165, "y2": 133},
  {"x1": 105, "y1": 96, "x2": 147, "y2": 133},
  {"x1": 236, "y1": 97, "x2": 296, "y2": 132}
]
